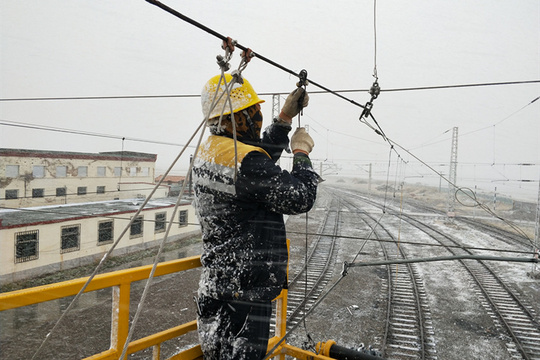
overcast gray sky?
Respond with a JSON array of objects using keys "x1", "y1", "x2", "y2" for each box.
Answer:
[{"x1": 1, "y1": 1, "x2": 539, "y2": 200}]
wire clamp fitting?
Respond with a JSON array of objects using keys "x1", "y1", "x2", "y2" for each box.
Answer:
[
  {"x1": 360, "y1": 101, "x2": 374, "y2": 119},
  {"x1": 217, "y1": 37, "x2": 237, "y2": 71},
  {"x1": 297, "y1": 69, "x2": 308, "y2": 87},
  {"x1": 216, "y1": 55, "x2": 230, "y2": 71},
  {"x1": 341, "y1": 261, "x2": 349, "y2": 277},
  {"x1": 360, "y1": 80, "x2": 380, "y2": 119},
  {"x1": 296, "y1": 69, "x2": 309, "y2": 123},
  {"x1": 241, "y1": 48, "x2": 254, "y2": 63},
  {"x1": 369, "y1": 80, "x2": 380, "y2": 100},
  {"x1": 230, "y1": 69, "x2": 244, "y2": 85}
]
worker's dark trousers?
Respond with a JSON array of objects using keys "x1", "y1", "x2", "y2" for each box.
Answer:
[{"x1": 197, "y1": 296, "x2": 272, "y2": 360}]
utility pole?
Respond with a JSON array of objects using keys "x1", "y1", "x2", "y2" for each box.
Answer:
[
  {"x1": 534, "y1": 178, "x2": 540, "y2": 274},
  {"x1": 189, "y1": 155, "x2": 193, "y2": 196},
  {"x1": 447, "y1": 127, "x2": 458, "y2": 222},
  {"x1": 368, "y1": 163, "x2": 372, "y2": 193}
]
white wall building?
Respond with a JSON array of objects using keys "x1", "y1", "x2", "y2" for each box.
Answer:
[
  {"x1": 0, "y1": 198, "x2": 200, "y2": 285},
  {"x1": 0, "y1": 148, "x2": 169, "y2": 208}
]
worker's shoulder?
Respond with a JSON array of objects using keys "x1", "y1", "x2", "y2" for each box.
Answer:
[{"x1": 200, "y1": 135, "x2": 270, "y2": 167}]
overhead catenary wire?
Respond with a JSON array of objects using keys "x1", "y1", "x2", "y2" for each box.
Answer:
[
  {"x1": 350, "y1": 90, "x2": 534, "y2": 244},
  {"x1": 408, "y1": 95, "x2": 540, "y2": 151},
  {"x1": 0, "y1": 119, "x2": 196, "y2": 148},
  {"x1": 345, "y1": 254, "x2": 539, "y2": 268},
  {"x1": 2, "y1": 81, "x2": 538, "y2": 102},
  {"x1": 386, "y1": 136, "x2": 534, "y2": 244}
]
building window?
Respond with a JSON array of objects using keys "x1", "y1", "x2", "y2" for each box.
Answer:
[
  {"x1": 178, "y1": 210, "x2": 188, "y2": 227},
  {"x1": 130, "y1": 216, "x2": 144, "y2": 238},
  {"x1": 129, "y1": 167, "x2": 137, "y2": 177},
  {"x1": 77, "y1": 187, "x2": 87, "y2": 195},
  {"x1": 78, "y1": 166, "x2": 88, "y2": 177},
  {"x1": 98, "y1": 220, "x2": 114, "y2": 244},
  {"x1": 6, "y1": 165, "x2": 19, "y2": 178},
  {"x1": 56, "y1": 166, "x2": 67, "y2": 177},
  {"x1": 33, "y1": 165, "x2": 45, "y2": 178},
  {"x1": 15, "y1": 230, "x2": 39, "y2": 263},
  {"x1": 114, "y1": 167, "x2": 122, "y2": 177},
  {"x1": 32, "y1": 188, "x2": 44, "y2": 198},
  {"x1": 155, "y1": 212, "x2": 166, "y2": 233},
  {"x1": 97, "y1": 166, "x2": 106, "y2": 177},
  {"x1": 61, "y1": 225, "x2": 80, "y2": 253},
  {"x1": 140, "y1": 167, "x2": 149, "y2": 177},
  {"x1": 5, "y1": 189, "x2": 18, "y2": 200},
  {"x1": 97, "y1": 186, "x2": 105, "y2": 194},
  {"x1": 56, "y1": 187, "x2": 67, "y2": 197}
]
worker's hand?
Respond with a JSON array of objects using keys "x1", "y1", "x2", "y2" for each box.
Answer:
[
  {"x1": 291, "y1": 127, "x2": 314, "y2": 155},
  {"x1": 280, "y1": 88, "x2": 309, "y2": 122}
]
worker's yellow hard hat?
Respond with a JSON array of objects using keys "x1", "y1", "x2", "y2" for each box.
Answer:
[{"x1": 201, "y1": 73, "x2": 265, "y2": 119}]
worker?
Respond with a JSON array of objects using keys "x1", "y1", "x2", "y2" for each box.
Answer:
[{"x1": 193, "y1": 73, "x2": 319, "y2": 359}]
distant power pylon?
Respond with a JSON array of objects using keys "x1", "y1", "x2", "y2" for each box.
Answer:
[
  {"x1": 447, "y1": 127, "x2": 458, "y2": 222},
  {"x1": 272, "y1": 94, "x2": 280, "y2": 120}
]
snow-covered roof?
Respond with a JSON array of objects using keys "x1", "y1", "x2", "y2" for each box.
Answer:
[{"x1": 0, "y1": 197, "x2": 191, "y2": 229}]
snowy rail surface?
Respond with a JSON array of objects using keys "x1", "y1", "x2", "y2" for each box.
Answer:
[
  {"x1": 329, "y1": 186, "x2": 540, "y2": 360},
  {"x1": 340, "y1": 197, "x2": 437, "y2": 360},
  {"x1": 285, "y1": 197, "x2": 341, "y2": 329}
]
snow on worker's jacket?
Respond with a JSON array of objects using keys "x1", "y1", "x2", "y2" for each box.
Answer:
[{"x1": 193, "y1": 123, "x2": 318, "y2": 301}]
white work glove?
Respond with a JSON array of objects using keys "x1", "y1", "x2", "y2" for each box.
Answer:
[
  {"x1": 281, "y1": 87, "x2": 309, "y2": 119},
  {"x1": 291, "y1": 127, "x2": 314, "y2": 155}
]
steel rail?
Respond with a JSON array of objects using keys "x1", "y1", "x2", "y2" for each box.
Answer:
[
  {"x1": 342, "y1": 198, "x2": 433, "y2": 360},
  {"x1": 345, "y1": 189, "x2": 540, "y2": 360},
  {"x1": 286, "y1": 198, "x2": 341, "y2": 326},
  {"x1": 399, "y1": 215, "x2": 539, "y2": 360}
]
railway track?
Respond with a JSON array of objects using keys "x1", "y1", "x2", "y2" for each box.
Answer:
[
  {"x1": 269, "y1": 195, "x2": 341, "y2": 337},
  {"x1": 334, "y1": 187, "x2": 540, "y2": 360},
  {"x1": 285, "y1": 198, "x2": 341, "y2": 328},
  {"x1": 457, "y1": 216, "x2": 533, "y2": 250},
  {"x1": 341, "y1": 198, "x2": 437, "y2": 360},
  {"x1": 405, "y1": 198, "x2": 533, "y2": 250},
  {"x1": 398, "y1": 214, "x2": 540, "y2": 360}
]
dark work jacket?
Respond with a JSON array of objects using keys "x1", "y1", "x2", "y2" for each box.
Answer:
[{"x1": 193, "y1": 124, "x2": 318, "y2": 301}]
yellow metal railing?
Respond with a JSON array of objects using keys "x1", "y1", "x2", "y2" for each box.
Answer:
[{"x1": 0, "y1": 255, "x2": 333, "y2": 360}]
